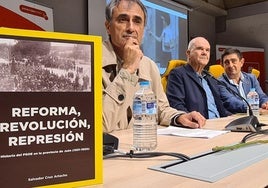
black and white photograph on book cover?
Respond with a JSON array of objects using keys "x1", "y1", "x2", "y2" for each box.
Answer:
[
  {"x1": 0, "y1": 28, "x2": 102, "y2": 188},
  {"x1": 0, "y1": 38, "x2": 91, "y2": 92}
]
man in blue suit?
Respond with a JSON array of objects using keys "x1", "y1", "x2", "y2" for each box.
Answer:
[
  {"x1": 166, "y1": 37, "x2": 231, "y2": 119},
  {"x1": 218, "y1": 48, "x2": 268, "y2": 113}
]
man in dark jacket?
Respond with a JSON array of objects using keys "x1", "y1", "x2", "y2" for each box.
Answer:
[
  {"x1": 166, "y1": 37, "x2": 231, "y2": 119},
  {"x1": 218, "y1": 48, "x2": 268, "y2": 113}
]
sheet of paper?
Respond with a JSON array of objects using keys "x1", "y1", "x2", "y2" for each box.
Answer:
[{"x1": 157, "y1": 126, "x2": 230, "y2": 139}]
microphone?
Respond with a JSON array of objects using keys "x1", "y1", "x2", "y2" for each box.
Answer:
[
  {"x1": 203, "y1": 70, "x2": 260, "y2": 132},
  {"x1": 103, "y1": 133, "x2": 119, "y2": 156}
]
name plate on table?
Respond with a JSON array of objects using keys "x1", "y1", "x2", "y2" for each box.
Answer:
[
  {"x1": 0, "y1": 28, "x2": 102, "y2": 187},
  {"x1": 150, "y1": 143, "x2": 268, "y2": 182}
]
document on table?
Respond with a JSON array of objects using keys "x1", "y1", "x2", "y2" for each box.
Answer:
[{"x1": 157, "y1": 126, "x2": 230, "y2": 139}]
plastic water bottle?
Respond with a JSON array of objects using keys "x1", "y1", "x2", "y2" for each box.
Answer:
[
  {"x1": 246, "y1": 88, "x2": 259, "y2": 117},
  {"x1": 132, "y1": 81, "x2": 157, "y2": 151}
]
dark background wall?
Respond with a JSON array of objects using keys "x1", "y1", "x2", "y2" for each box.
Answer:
[{"x1": 33, "y1": 0, "x2": 88, "y2": 34}]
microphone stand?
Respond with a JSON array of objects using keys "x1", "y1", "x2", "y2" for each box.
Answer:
[{"x1": 203, "y1": 70, "x2": 260, "y2": 132}]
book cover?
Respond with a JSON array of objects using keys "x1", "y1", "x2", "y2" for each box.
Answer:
[{"x1": 0, "y1": 27, "x2": 102, "y2": 187}]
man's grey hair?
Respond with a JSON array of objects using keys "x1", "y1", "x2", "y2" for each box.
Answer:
[{"x1": 105, "y1": 0, "x2": 147, "y2": 26}]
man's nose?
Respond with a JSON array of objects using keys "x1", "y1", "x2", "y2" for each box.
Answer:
[{"x1": 126, "y1": 21, "x2": 135, "y2": 31}]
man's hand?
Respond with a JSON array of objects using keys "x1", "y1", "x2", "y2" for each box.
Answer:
[
  {"x1": 176, "y1": 111, "x2": 206, "y2": 128},
  {"x1": 261, "y1": 102, "x2": 268, "y2": 110},
  {"x1": 122, "y1": 38, "x2": 143, "y2": 74}
]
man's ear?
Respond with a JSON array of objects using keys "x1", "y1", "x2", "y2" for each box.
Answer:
[
  {"x1": 241, "y1": 57, "x2": 245, "y2": 66},
  {"x1": 186, "y1": 50, "x2": 190, "y2": 57},
  {"x1": 105, "y1": 21, "x2": 111, "y2": 35}
]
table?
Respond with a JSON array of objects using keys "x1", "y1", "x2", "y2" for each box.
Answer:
[{"x1": 91, "y1": 115, "x2": 268, "y2": 188}]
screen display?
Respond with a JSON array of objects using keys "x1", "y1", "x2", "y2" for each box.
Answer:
[{"x1": 142, "y1": 0, "x2": 188, "y2": 74}]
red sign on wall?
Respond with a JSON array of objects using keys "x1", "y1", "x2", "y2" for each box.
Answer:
[{"x1": 0, "y1": 0, "x2": 53, "y2": 31}]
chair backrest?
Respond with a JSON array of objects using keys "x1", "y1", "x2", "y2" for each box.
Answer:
[
  {"x1": 251, "y1": 68, "x2": 260, "y2": 78},
  {"x1": 161, "y1": 59, "x2": 187, "y2": 92},
  {"x1": 208, "y1": 64, "x2": 225, "y2": 78}
]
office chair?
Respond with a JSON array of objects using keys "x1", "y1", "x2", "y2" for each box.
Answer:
[
  {"x1": 208, "y1": 64, "x2": 225, "y2": 78},
  {"x1": 251, "y1": 68, "x2": 260, "y2": 78},
  {"x1": 161, "y1": 59, "x2": 187, "y2": 92}
]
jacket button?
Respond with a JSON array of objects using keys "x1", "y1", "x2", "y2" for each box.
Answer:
[{"x1": 118, "y1": 94, "x2": 124, "y2": 101}]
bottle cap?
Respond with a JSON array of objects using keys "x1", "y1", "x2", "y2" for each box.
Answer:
[{"x1": 139, "y1": 81, "x2": 150, "y2": 86}]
